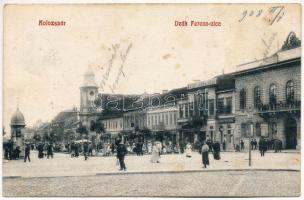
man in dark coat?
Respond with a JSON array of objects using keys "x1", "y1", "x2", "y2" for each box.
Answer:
[
  {"x1": 47, "y1": 144, "x2": 54, "y2": 159},
  {"x1": 253, "y1": 139, "x2": 257, "y2": 150},
  {"x1": 213, "y1": 141, "x2": 221, "y2": 160},
  {"x1": 222, "y1": 140, "x2": 226, "y2": 151},
  {"x1": 207, "y1": 139, "x2": 213, "y2": 152},
  {"x1": 259, "y1": 137, "x2": 267, "y2": 157},
  {"x1": 38, "y1": 143, "x2": 44, "y2": 158},
  {"x1": 201, "y1": 142, "x2": 209, "y2": 168},
  {"x1": 83, "y1": 142, "x2": 89, "y2": 160},
  {"x1": 14, "y1": 146, "x2": 21, "y2": 159},
  {"x1": 24, "y1": 144, "x2": 31, "y2": 162},
  {"x1": 240, "y1": 140, "x2": 244, "y2": 150},
  {"x1": 116, "y1": 140, "x2": 127, "y2": 171}
]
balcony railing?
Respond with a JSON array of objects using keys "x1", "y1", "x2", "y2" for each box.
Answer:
[
  {"x1": 217, "y1": 106, "x2": 232, "y2": 115},
  {"x1": 256, "y1": 100, "x2": 301, "y2": 113}
]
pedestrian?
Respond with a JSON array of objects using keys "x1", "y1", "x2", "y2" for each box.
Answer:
[
  {"x1": 254, "y1": 139, "x2": 257, "y2": 150},
  {"x1": 37, "y1": 143, "x2": 44, "y2": 158},
  {"x1": 70, "y1": 142, "x2": 75, "y2": 158},
  {"x1": 259, "y1": 137, "x2": 267, "y2": 157},
  {"x1": 222, "y1": 140, "x2": 226, "y2": 151},
  {"x1": 75, "y1": 143, "x2": 79, "y2": 157},
  {"x1": 151, "y1": 142, "x2": 161, "y2": 163},
  {"x1": 88, "y1": 142, "x2": 93, "y2": 156},
  {"x1": 207, "y1": 139, "x2": 213, "y2": 152},
  {"x1": 14, "y1": 146, "x2": 21, "y2": 159},
  {"x1": 201, "y1": 142, "x2": 209, "y2": 168},
  {"x1": 116, "y1": 140, "x2": 127, "y2": 171},
  {"x1": 185, "y1": 142, "x2": 192, "y2": 158},
  {"x1": 47, "y1": 143, "x2": 54, "y2": 159},
  {"x1": 147, "y1": 142, "x2": 152, "y2": 154},
  {"x1": 278, "y1": 140, "x2": 282, "y2": 152},
  {"x1": 251, "y1": 139, "x2": 254, "y2": 150},
  {"x1": 24, "y1": 144, "x2": 31, "y2": 162},
  {"x1": 135, "y1": 142, "x2": 140, "y2": 156},
  {"x1": 240, "y1": 140, "x2": 244, "y2": 150},
  {"x1": 235, "y1": 144, "x2": 240, "y2": 152},
  {"x1": 139, "y1": 142, "x2": 144, "y2": 155},
  {"x1": 83, "y1": 142, "x2": 89, "y2": 160},
  {"x1": 4, "y1": 143, "x2": 9, "y2": 160},
  {"x1": 111, "y1": 142, "x2": 115, "y2": 155},
  {"x1": 213, "y1": 141, "x2": 221, "y2": 160}
]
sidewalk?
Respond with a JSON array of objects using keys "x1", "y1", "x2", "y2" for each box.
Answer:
[{"x1": 3, "y1": 151, "x2": 300, "y2": 178}]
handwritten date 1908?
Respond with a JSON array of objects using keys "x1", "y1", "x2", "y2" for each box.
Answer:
[{"x1": 239, "y1": 6, "x2": 285, "y2": 25}]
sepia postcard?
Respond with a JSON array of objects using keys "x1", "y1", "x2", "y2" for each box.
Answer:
[{"x1": 2, "y1": 2, "x2": 302, "y2": 197}]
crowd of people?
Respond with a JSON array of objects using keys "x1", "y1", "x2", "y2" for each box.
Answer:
[{"x1": 3, "y1": 136, "x2": 285, "y2": 171}]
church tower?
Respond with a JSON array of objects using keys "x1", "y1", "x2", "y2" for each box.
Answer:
[{"x1": 79, "y1": 67, "x2": 99, "y2": 128}]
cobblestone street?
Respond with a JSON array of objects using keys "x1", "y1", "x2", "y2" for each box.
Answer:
[
  {"x1": 3, "y1": 171, "x2": 300, "y2": 197},
  {"x1": 3, "y1": 150, "x2": 300, "y2": 178},
  {"x1": 2, "y1": 151, "x2": 300, "y2": 197}
]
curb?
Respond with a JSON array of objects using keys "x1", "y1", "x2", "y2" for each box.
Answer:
[{"x1": 3, "y1": 168, "x2": 300, "y2": 179}]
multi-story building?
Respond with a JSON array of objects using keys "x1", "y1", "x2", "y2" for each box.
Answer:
[
  {"x1": 77, "y1": 32, "x2": 301, "y2": 150},
  {"x1": 146, "y1": 104, "x2": 178, "y2": 144},
  {"x1": 233, "y1": 33, "x2": 301, "y2": 149},
  {"x1": 214, "y1": 75, "x2": 235, "y2": 149},
  {"x1": 178, "y1": 78, "x2": 216, "y2": 146}
]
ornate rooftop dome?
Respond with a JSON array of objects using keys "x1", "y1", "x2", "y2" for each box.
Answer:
[
  {"x1": 10, "y1": 108, "x2": 26, "y2": 127},
  {"x1": 82, "y1": 67, "x2": 98, "y2": 87}
]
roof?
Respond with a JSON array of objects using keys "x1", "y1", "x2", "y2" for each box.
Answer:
[{"x1": 10, "y1": 108, "x2": 25, "y2": 126}]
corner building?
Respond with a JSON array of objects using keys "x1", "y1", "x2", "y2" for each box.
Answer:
[{"x1": 233, "y1": 45, "x2": 301, "y2": 149}]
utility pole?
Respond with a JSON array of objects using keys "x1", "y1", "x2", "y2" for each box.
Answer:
[{"x1": 247, "y1": 112, "x2": 253, "y2": 167}]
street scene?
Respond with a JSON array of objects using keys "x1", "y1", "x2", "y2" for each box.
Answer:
[
  {"x1": 3, "y1": 150, "x2": 300, "y2": 197},
  {"x1": 3, "y1": 3, "x2": 301, "y2": 197}
]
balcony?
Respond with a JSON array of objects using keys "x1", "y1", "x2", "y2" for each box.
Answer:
[
  {"x1": 217, "y1": 106, "x2": 232, "y2": 115},
  {"x1": 256, "y1": 100, "x2": 301, "y2": 114}
]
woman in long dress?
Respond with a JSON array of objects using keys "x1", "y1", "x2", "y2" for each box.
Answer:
[
  {"x1": 201, "y1": 142, "x2": 209, "y2": 168},
  {"x1": 185, "y1": 143, "x2": 192, "y2": 158},
  {"x1": 150, "y1": 143, "x2": 160, "y2": 163}
]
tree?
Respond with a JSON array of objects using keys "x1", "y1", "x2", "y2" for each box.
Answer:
[
  {"x1": 32, "y1": 133, "x2": 41, "y2": 145},
  {"x1": 76, "y1": 122, "x2": 88, "y2": 138},
  {"x1": 90, "y1": 119, "x2": 105, "y2": 134},
  {"x1": 64, "y1": 130, "x2": 75, "y2": 144}
]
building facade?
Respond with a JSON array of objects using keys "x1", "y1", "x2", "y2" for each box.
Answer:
[
  {"x1": 76, "y1": 32, "x2": 301, "y2": 150},
  {"x1": 234, "y1": 45, "x2": 300, "y2": 149}
]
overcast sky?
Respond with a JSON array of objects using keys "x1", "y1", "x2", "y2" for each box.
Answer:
[{"x1": 3, "y1": 4, "x2": 301, "y2": 133}]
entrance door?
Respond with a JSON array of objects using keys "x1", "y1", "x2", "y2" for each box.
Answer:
[{"x1": 285, "y1": 118, "x2": 297, "y2": 149}]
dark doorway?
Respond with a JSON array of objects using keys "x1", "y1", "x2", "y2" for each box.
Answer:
[{"x1": 285, "y1": 117, "x2": 297, "y2": 149}]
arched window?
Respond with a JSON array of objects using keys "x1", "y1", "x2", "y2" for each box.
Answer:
[
  {"x1": 240, "y1": 89, "x2": 246, "y2": 110},
  {"x1": 254, "y1": 86, "x2": 261, "y2": 108},
  {"x1": 269, "y1": 84, "x2": 277, "y2": 106},
  {"x1": 286, "y1": 80, "x2": 295, "y2": 104}
]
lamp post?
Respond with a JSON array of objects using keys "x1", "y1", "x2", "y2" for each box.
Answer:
[{"x1": 247, "y1": 112, "x2": 253, "y2": 167}]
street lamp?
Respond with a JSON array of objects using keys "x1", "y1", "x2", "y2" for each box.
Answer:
[{"x1": 247, "y1": 112, "x2": 253, "y2": 167}]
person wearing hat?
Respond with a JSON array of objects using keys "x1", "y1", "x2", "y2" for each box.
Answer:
[
  {"x1": 116, "y1": 140, "x2": 127, "y2": 171},
  {"x1": 24, "y1": 143, "x2": 31, "y2": 163},
  {"x1": 83, "y1": 141, "x2": 89, "y2": 160}
]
